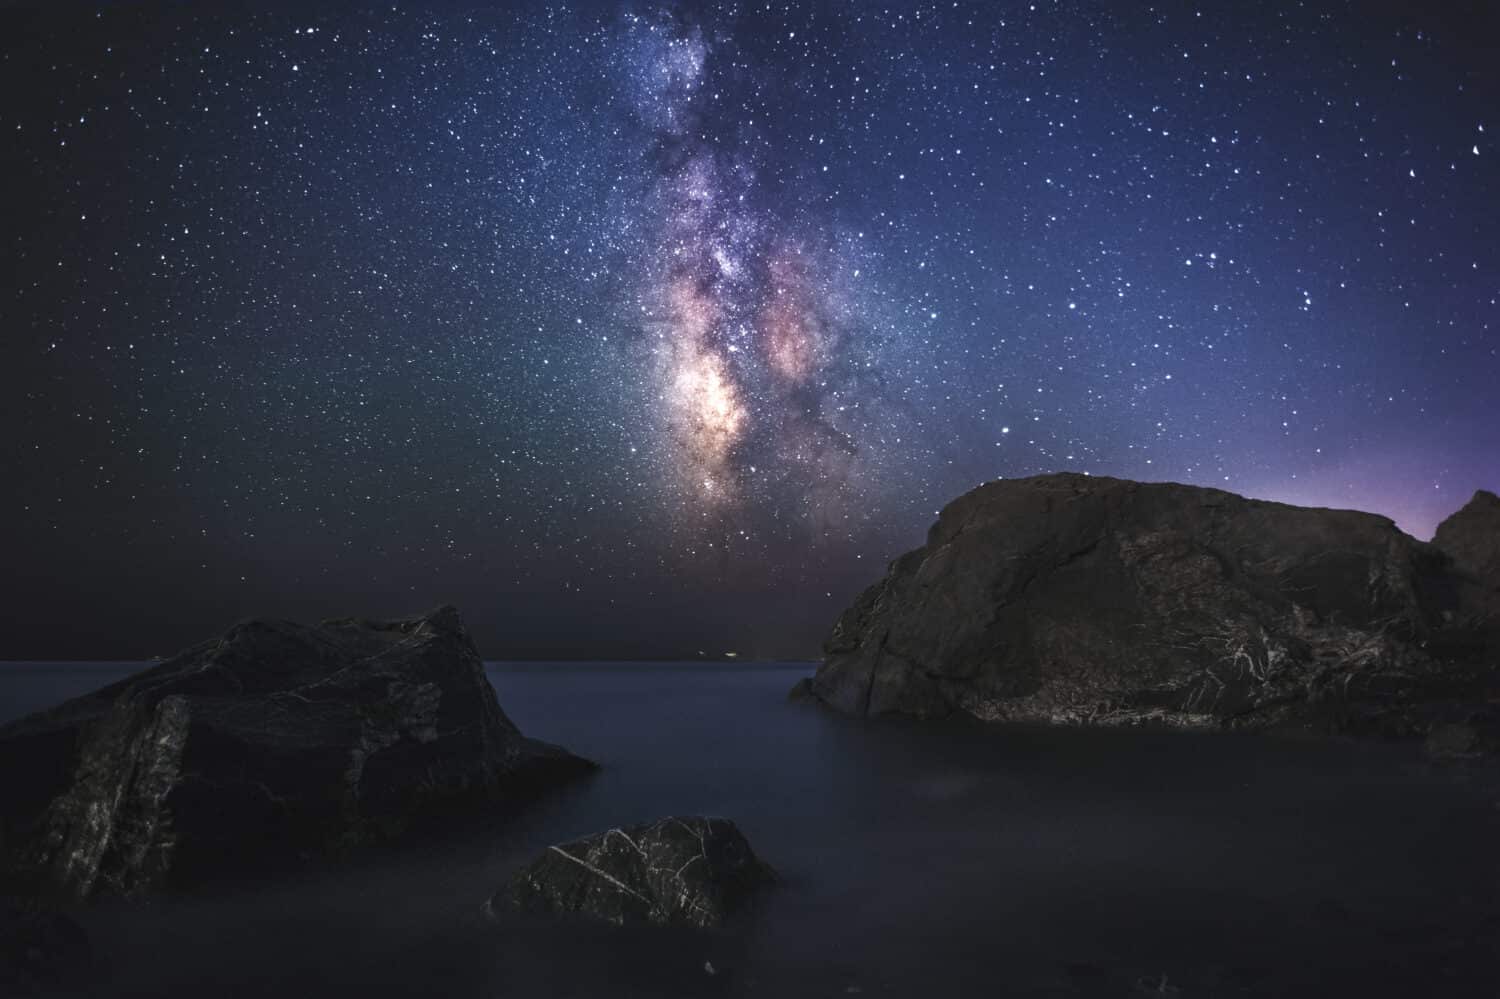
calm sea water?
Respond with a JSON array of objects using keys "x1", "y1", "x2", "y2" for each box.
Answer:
[{"x1": 2, "y1": 662, "x2": 1497, "y2": 997}]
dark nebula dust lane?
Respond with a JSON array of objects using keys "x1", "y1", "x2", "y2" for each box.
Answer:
[{"x1": 2, "y1": 1, "x2": 1496, "y2": 657}]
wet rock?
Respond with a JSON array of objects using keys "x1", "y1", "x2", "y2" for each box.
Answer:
[
  {"x1": 0, "y1": 606, "x2": 594, "y2": 899},
  {"x1": 805, "y1": 473, "x2": 1499, "y2": 736},
  {"x1": 1423, "y1": 708, "x2": 1500, "y2": 759},
  {"x1": 786, "y1": 677, "x2": 816, "y2": 702},
  {"x1": 1426, "y1": 722, "x2": 1483, "y2": 759},
  {"x1": 489, "y1": 816, "x2": 774, "y2": 928}
]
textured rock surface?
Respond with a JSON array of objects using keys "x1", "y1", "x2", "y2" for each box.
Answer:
[
  {"x1": 0, "y1": 606, "x2": 594, "y2": 899},
  {"x1": 489, "y1": 817, "x2": 774, "y2": 928},
  {"x1": 807, "y1": 473, "x2": 1499, "y2": 734}
]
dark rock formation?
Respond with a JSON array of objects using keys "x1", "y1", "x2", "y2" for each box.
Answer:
[
  {"x1": 488, "y1": 817, "x2": 774, "y2": 928},
  {"x1": 1434, "y1": 489, "x2": 1500, "y2": 623},
  {"x1": 806, "y1": 473, "x2": 1500, "y2": 735},
  {"x1": 0, "y1": 899, "x2": 91, "y2": 995},
  {"x1": 0, "y1": 606, "x2": 594, "y2": 899},
  {"x1": 1435, "y1": 489, "x2": 1500, "y2": 585},
  {"x1": 786, "y1": 677, "x2": 816, "y2": 703},
  {"x1": 1423, "y1": 712, "x2": 1500, "y2": 759}
]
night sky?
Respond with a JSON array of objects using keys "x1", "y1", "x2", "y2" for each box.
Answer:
[{"x1": 3, "y1": 1, "x2": 1496, "y2": 660}]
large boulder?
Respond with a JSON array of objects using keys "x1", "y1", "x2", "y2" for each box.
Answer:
[
  {"x1": 488, "y1": 816, "x2": 774, "y2": 928},
  {"x1": 806, "y1": 473, "x2": 1498, "y2": 734},
  {"x1": 0, "y1": 606, "x2": 594, "y2": 899}
]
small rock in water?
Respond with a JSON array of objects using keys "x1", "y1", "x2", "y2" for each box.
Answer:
[
  {"x1": 1134, "y1": 973, "x2": 1181, "y2": 995},
  {"x1": 490, "y1": 815, "x2": 775, "y2": 928},
  {"x1": 786, "y1": 677, "x2": 816, "y2": 702},
  {"x1": 1424, "y1": 713, "x2": 1500, "y2": 759}
]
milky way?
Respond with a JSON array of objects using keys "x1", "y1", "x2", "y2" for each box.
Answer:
[
  {"x1": 614, "y1": 10, "x2": 901, "y2": 540},
  {"x1": 2, "y1": 1, "x2": 1496, "y2": 658}
]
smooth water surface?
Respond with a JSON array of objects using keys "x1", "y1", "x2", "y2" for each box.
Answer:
[{"x1": 2, "y1": 662, "x2": 1496, "y2": 997}]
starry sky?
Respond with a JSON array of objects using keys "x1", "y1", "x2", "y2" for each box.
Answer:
[{"x1": 3, "y1": 0, "x2": 1496, "y2": 660}]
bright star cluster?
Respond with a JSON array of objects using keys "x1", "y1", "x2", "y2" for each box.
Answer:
[{"x1": 2, "y1": 1, "x2": 1496, "y2": 658}]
